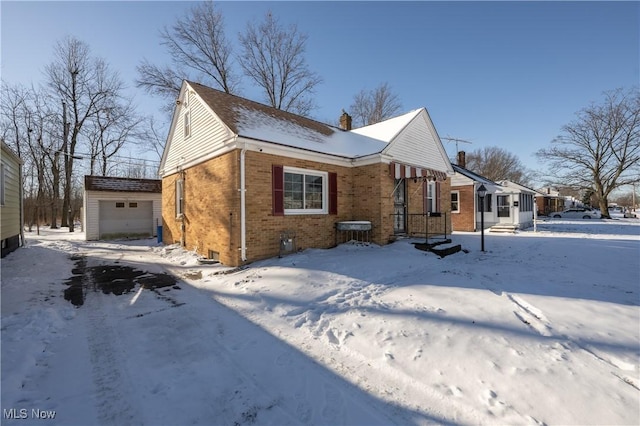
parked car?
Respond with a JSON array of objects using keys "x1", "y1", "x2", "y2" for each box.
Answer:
[
  {"x1": 608, "y1": 206, "x2": 624, "y2": 218},
  {"x1": 549, "y1": 207, "x2": 601, "y2": 219}
]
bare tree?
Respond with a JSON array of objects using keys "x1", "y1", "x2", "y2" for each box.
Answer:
[
  {"x1": 0, "y1": 82, "x2": 29, "y2": 158},
  {"x1": 85, "y1": 101, "x2": 143, "y2": 176},
  {"x1": 1, "y1": 82, "x2": 62, "y2": 229},
  {"x1": 465, "y1": 146, "x2": 533, "y2": 186},
  {"x1": 140, "y1": 115, "x2": 167, "y2": 161},
  {"x1": 537, "y1": 88, "x2": 640, "y2": 218},
  {"x1": 45, "y1": 36, "x2": 127, "y2": 231},
  {"x1": 136, "y1": 1, "x2": 237, "y2": 103},
  {"x1": 349, "y1": 82, "x2": 402, "y2": 127},
  {"x1": 238, "y1": 11, "x2": 322, "y2": 116}
]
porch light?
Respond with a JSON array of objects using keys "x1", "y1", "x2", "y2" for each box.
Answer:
[{"x1": 477, "y1": 184, "x2": 487, "y2": 199}]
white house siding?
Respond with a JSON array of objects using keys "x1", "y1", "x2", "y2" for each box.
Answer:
[
  {"x1": 162, "y1": 84, "x2": 233, "y2": 177},
  {"x1": 84, "y1": 191, "x2": 161, "y2": 240},
  {"x1": 1, "y1": 145, "x2": 21, "y2": 243},
  {"x1": 384, "y1": 111, "x2": 452, "y2": 173},
  {"x1": 450, "y1": 172, "x2": 474, "y2": 187}
]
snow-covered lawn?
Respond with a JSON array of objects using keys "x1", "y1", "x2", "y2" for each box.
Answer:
[{"x1": 1, "y1": 219, "x2": 639, "y2": 425}]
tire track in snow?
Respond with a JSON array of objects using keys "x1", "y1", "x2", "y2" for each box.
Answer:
[
  {"x1": 505, "y1": 293, "x2": 639, "y2": 393},
  {"x1": 83, "y1": 262, "x2": 143, "y2": 426},
  {"x1": 507, "y1": 294, "x2": 553, "y2": 337}
]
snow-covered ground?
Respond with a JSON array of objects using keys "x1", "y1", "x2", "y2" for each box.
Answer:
[{"x1": 1, "y1": 219, "x2": 639, "y2": 425}]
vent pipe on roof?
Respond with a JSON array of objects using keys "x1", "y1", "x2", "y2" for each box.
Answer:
[{"x1": 339, "y1": 110, "x2": 352, "y2": 131}]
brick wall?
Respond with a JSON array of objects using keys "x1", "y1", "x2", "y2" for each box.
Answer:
[
  {"x1": 242, "y1": 151, "x2": 354, "y2": 263},
  {"x1": 163, "y1": 151, "x2": 241, "y2": 266},
  {"x1": 451, "y1": 184, "x2": 476, "y2": 231},
  {"x1": 163, "y1": 149, "x2": 453, "y2": 266}
]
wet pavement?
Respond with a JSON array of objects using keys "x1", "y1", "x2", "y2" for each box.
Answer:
[{"x1": 64, "y1": 255, "x2": 179, "y2": 306}]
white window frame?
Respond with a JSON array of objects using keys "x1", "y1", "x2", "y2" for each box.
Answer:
[
  {"x1": 283, "y1": 166, "x2": 328, "y2": 215},
  {"x1": 426, "y1": 181, "x2": 436, "y2": 213},
  {"x1": 176, "y1": 179, "x2": 184, "y2": 218},
  {"x1": 451, "y1": 190, "x2": 460, "y2": 213}
]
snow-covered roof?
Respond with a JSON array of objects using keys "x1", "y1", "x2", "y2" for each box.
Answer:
[
  {"x1": 349, "y1": 109, "x2": 423, "y2": 142},
  {"x1": 188, "y1": 81, "x2": 387, "y2": 158},
  {"x1": 497, "y1": 180, "x2": 539, "y2": 194},
  {"x1": 233, "y1": 106, "x2": 387, "y2": 158},
  {"x1": 452, "y1": 164, "x2": 499, "y2": 186}
]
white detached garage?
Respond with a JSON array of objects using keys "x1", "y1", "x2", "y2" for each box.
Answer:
[{"x1": 83, "y1": 176, "x2": 162, "y2": 240}]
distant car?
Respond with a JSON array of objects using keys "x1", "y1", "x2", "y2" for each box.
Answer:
[{"x1": 549, "y1": 207, "x2": 601, "y2": 219}]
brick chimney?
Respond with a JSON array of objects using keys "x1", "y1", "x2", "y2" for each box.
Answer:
[
  {"x1": 457, "y1": 151, "x2": 466, "y2": 168},
  {"x1": 339, "y1": 110, "x2": 352, "y2": 130}
]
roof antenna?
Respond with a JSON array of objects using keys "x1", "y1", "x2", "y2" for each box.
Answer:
[{"x1": 442, "y1": 136, "x2": 472, "y2": 154}]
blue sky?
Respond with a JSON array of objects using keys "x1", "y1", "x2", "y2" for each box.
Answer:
[{"x1": 1, "y1": 1, "x2": 638, "y2": 175}]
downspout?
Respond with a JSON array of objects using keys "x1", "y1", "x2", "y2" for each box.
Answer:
[{"x1": 239, "y1": 144, "x2": 247, "y2": 262}]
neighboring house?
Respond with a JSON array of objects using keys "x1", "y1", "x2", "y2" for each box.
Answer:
[
  {"x1": 159, "y1": 80, "x2": 454, "y2": 266},
  {"x1": 536, "y1": 187, "x2": 565, "y2": 216},
  {"x1": 83, "y1": 175, "x2": 162, "y2": 240},
  {"x1": 494, "y1": 180, "x2": 537, "y2": 230},
  {"x1": 450, "y1": 152, "x2": 537, "y2": 232},
  {"x1": 1, "y1": 140, "x2": 23, "y2": 257},
  {"x1": 450, "y1": 152, "x2": 502, "y2": 232}
]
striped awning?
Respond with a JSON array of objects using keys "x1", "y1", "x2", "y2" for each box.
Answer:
[{"x1": 389, "y1": 162, "x2": 448, "y2": 182}]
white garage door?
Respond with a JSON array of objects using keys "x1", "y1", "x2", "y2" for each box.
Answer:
[{"x1": 99, "y1": 200, "x2": 153, "y2": 239}]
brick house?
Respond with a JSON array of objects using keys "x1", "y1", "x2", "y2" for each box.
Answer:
[
  {"x1": 450, "y1": 152, "x2": 536, "y2": 232},
  {"x1": 450, "y1": 152, "x2": 501, "y2": 232},
  {"x1": 159, "y1": 81, "x2": 454, "y2": 266},
  {"x1": 535, "y1": 187, "x2": 565, "y2": 216}
]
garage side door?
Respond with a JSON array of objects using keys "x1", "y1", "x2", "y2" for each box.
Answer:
[{"x1": 99, "y1": 200, "x2": 153, "y2": 239}]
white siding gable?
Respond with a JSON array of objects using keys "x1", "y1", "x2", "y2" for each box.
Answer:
[
  {"x1": 450, "y1": 172, "x2": 475, "y2": 187},
  {"x1": 382, "y1": 109, "x2": 453, "y2": 174},
  {"x1": 160, "y1": 82, "x2": 235, "y2": 177}
]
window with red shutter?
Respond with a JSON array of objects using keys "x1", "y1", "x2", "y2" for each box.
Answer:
[
  {"x1": 272, "y1": 165, "x2": 284, "y2": 216},
  {"x1": 329, "y1": 172, "x2": 337, "y2": 215}
]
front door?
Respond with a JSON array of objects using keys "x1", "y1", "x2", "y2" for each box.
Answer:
[
  {"x1": 393, "y1": 179, "x2": 406, "y2": 234},
  {"x1": 497, "y1": 195, "x2": 511, "y2": 223}
]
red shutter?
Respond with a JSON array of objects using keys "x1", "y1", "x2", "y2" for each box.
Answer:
[
  {"x1": 329, "y1": 172, "x2": 338, "y2": 215},
  {"x1": 436, "y1": 181, "x2": 441, "y2": 212},
  {"x1": 272, "y1": 165, "x2": 284, "y2": 216}
]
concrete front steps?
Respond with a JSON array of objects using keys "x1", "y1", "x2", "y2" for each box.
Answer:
[
  {"x1": 413, "y1": 239, "x2": 462, "y2": 258},
  {"x1": 489, "y1": 224, "x2": 519, "y2": 233}
]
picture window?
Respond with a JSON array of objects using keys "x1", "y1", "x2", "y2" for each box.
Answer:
[{"x1": 283, "y1": 167, "x2": 327, "y2": 214}]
